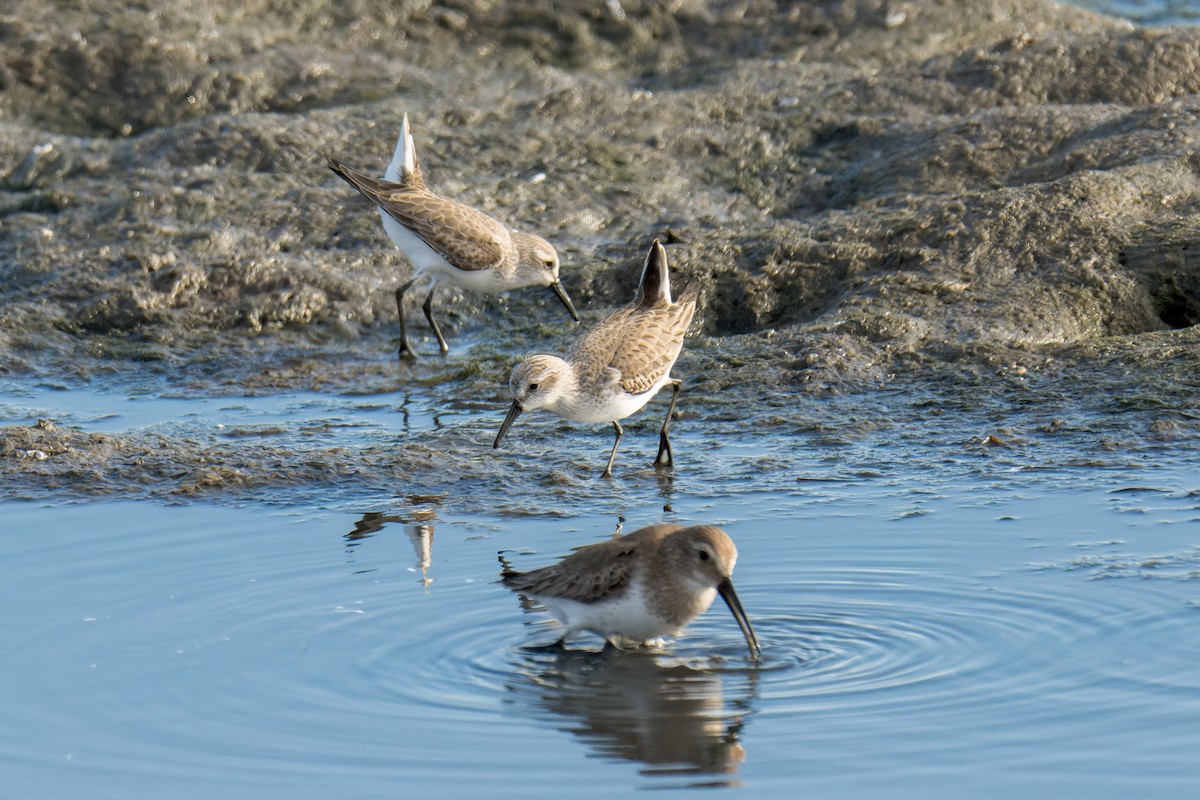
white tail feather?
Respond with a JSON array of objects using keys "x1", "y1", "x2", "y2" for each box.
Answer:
[
  {"x1": 639, "y1": 240, "x2": 672, "y2": 306},
  {"x1": 385, "y1": 112, "x2": 418, "y2": 183}
]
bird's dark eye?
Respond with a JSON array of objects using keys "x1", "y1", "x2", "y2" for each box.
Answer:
[
  {"x1": 544, "y1": 259, "x2": 554, "y2": 268},
  {"x1": 528, "y1": 382, "x2": 539, "y2": 392},
  {"x1": 698, "y1": 550, "x2": 710, "y2": 562}
]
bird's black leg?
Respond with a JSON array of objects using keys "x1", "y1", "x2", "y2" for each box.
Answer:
[
  {"x1": 422, "y1": 287, "x2": 448, "y2": 354},
  {"x1": 602, "y1": 420, "x2": 623, "y2": 478},
  {"x1": 655, "y1": 380, "x2": 682, "y2": 468},
  {"x1": 396, "y1": 278, "x2": 420, "y2": 359}
]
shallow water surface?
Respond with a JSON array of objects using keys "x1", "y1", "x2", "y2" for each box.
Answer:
[
  {"x1": 0, "y1": 380, "x2": 440, "y2": 437},
  {"x1": 2, "y1": 460, "x2": 1198, "y2": 797},
  {"x1": 1073, "y1": 0, "x2": 1200, "y2": 24}
]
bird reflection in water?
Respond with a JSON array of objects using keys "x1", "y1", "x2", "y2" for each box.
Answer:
[
  {"x1": 507, "y1": 647, "x2": 756, "y2": 788},
  {"x1": 344, "y1": 499, "x2": 442, "y2": 586}
]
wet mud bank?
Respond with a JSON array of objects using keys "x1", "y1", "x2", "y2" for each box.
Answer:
[{"x1": 3, "y1": 0, "x2": 1200, "y2": 500}]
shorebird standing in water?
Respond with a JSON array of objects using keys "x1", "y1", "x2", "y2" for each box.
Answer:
[
  {"x1": 501, "y1": 522, "x2": 760, "y2": 657},
  {"x1": 493, "y1": 239, "x2": 698, "y2": 477},
  {"x1": 328, "y1": 114, "x2": 578, "y2": 358}
]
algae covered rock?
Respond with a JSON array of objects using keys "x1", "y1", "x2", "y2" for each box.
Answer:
[{"x1": 1, "y1": 0, "x2": 1199, "y2": 393}]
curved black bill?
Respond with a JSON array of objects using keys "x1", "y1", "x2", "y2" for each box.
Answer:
[
  {"x1": 494, "y1": 401, "x2": 523, "y2": 448},
  {"x1": 550, "y1": 280, "x2": 580, "y2": 322},
  {"x1": 717, "y1": 576, "x2": 761, "y2": 658}
]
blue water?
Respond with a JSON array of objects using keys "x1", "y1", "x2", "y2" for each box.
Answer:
[
  {"x1": 2, "y1": 461, "x2": 1198, "y2": 797},
  {"x1": 0, "y1": 382, "x2": 439, "y2": 436},
  {"x1": 1073, "y1": 0, "x2": 1200, "y2": 25}
]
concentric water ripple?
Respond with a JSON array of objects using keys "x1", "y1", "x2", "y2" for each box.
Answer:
[{"x1": 735, "y1": 579, "x2": 1119, "y2": 714}]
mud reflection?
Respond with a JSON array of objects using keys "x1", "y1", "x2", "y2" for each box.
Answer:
[{"x1": 507, "y1": 648, "x2": 755, "y2": 787}]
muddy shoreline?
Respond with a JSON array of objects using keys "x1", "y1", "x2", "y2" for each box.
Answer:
[{"x1": 3, "y1": 0, "x2": 1200, "y2": 500}]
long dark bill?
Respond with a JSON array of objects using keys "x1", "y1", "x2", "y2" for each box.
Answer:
[
  {"x1": 550, "y1": 280, "x2": 580, "y2": 322},
  {"x1": 494, "y1": 401, "x2": 523, "y2": 448},
  {"x1": 717, "y1": 576, "x2": 761, "y2": 658}
]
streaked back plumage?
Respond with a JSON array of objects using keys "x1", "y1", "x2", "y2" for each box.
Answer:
[{"x1": 567, "y1": 240, "x2": 697, "y2": 396}]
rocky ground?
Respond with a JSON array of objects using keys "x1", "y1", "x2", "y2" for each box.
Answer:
[{"x1": 3, "y1": 0, "x2": 1200, "y2": 499}]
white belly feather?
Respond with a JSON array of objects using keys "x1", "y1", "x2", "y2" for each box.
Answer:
[
  {"x1": 378, "y1": 211, "x2": 513, "y2": 293},
  {"x1": 535, "y1": 582, "x2": 717, "y2": 645},
  {"x1": 555, "y1": 371, "x2": 674, "y2": 424}
]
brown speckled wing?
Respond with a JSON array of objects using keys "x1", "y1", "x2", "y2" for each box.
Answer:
[
  {"x1": 502, "y1": 539, "x2": 635, "y2": 603},
  {"x1": 502, "y1": 524, "x2": 682, "y2": 604},
  {"x1": 607, "y1": 285, "x2": 699, "y2": 395},
  {"x1": 566, "y1": 304, "x2": 634, "y2": 365},
  {"x1": 376, "y1": 189, "x2": 509, "y2": 271},
  {"x1": 329, "y1": 159, "x2": 507, "y2": 271}
]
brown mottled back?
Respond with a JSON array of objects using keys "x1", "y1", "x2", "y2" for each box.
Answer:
[
  {"x1": 502, "y1": 523, "x2": 683, "y2": 604},
  {"x1": 328, "y1": 159, "x2": 510, "y2": 272},
  {"x1": 568, "y1": 283, "x2": 698, "y2": 396}
]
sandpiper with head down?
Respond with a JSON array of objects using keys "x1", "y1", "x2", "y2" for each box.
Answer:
[
  {"x1": 328, "y1": 114, "x2": 579, "y2": 358},
  {"x1": 493, "y1": 239, "x2": 698, "y2": 477},
  {"x1": 502, "y1": 523, "x2": 760, "y2": 657}
]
